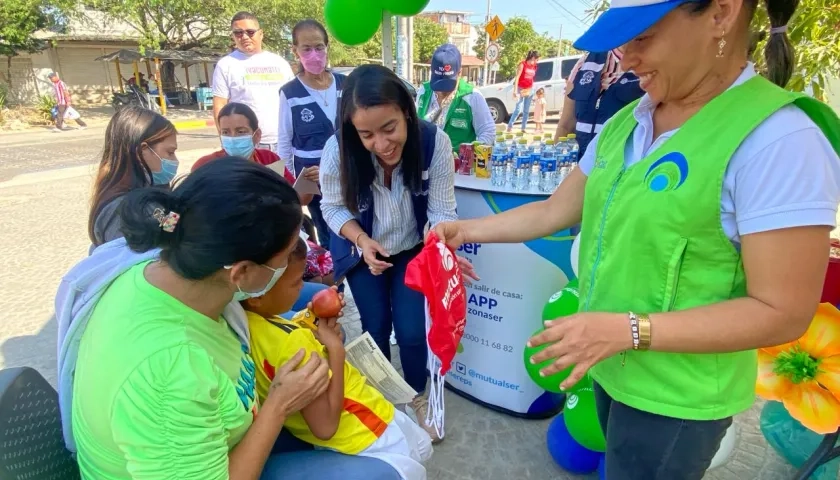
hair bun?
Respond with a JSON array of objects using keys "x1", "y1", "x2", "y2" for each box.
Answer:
[{"x1": 119, "y1": 187, "x2": 181, "y2": 252}]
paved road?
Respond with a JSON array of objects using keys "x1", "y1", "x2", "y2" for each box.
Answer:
[
  {"x1": 0, "y1": 126, "x2": 818, "y2": 480},
  {"x1": 0, "y1": 126, "x2": 220, "y2": 182}
]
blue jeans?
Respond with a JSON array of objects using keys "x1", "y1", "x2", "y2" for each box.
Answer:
[
  {"x1": 507, "y1": 88, "x2": 533, "y2": 131},
  {"x1": 261, "y1": 450, "x2": 400, "y2": 480},
  {"x1": 345, "y1": 244, "x2": 427, "y2": 393}
]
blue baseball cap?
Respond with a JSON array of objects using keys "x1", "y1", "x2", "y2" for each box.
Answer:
[
  {"x1": 430, "y1": 44, "x2": 461, "y2": 92},
  {"x1": 574, "y1": 0, "x2": 702, "y2": 53}
]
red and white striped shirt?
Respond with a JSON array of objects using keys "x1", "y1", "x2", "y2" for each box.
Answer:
[
  {"x1": 52, "y1": 80, "x2": 71, "y2": 106},
  {"x1": 565, "y1": 49, "x2": 625, "y2": 95}
]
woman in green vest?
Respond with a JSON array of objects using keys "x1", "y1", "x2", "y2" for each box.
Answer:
[
  {"x1": 433, "y1": 0, "x2": 840, "y2": 477},
  {"x1": 416, "y1": 44, "x2": 496, "y2": 146}
]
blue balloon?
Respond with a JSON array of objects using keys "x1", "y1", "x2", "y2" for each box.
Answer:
[
  {"x1": 546, "y1": 414, "x2": 601, "y2": 475},
  {"x1": 598, "y1": 453, "x2": 606, "y2": 480}
]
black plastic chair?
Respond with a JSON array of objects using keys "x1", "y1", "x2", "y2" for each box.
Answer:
[{"x1": 0, "y1": 367, "x2": 80, "y2": 479}]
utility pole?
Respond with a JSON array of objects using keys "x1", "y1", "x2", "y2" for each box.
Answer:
[
  {"x1": 406, "y1": 16, "x2": 415, "y2": 84},
  {"x1": 382, "y1": 11, "x2": 393, "y2": 70},
  {"x1": 482, "y1": 0, "x2": 491, "y2": 85},
  {"x1": 396, "y1": 16, "x2": 409, "y2": 77},
  {"x1": 557, "y1": 24, "x2": 564, "y2": 56}
]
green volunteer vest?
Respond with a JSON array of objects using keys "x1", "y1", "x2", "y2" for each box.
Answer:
[
  {"x1": 578, "y1": 75, "x2": 840, "y2": 421},
  {"x1": 417, "y1": 79, "x2": 477, "y2": 146}
]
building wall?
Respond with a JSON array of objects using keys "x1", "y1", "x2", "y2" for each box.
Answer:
[
  {"x1": 827, "y1": 76, "x2": 840, "y2": 114},
  {"x1": 5, "y1": 42, "x2": 217, "y2": 106}
]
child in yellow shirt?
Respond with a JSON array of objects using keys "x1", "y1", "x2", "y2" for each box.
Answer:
[{"x1": 244, "y1": 238, "x2": 432, "y2": 480}]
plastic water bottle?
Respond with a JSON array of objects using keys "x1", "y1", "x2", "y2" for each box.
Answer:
[
  {"x1": 567, "y1": 134, "x2": 580, "y2": 163},
  {"x1": 540, "y1": 140, "x2": 556, "y2": 192},
  {"x1": 529, "y1": 152, "x2": 541, "y2": 189},
  {"x1": 556, "y1": 137, "x2": 571, "y2": 183},
  {"x1": 512, "y1": 153, "x2": 528, "y2": 191},
  {"x1": 491, "y1": 142, "x2": 507, "y2": 187}
]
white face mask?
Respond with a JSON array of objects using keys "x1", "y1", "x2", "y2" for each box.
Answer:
[{"x1": 229, "y1": 263, "x2": 287, "y2": 301}]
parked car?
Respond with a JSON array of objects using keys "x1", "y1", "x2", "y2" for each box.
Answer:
[
  {"x1": 477, "y1": 55, "x2": 582, "y2": 123},
  {"x1": 331, "y1": 66, "x2": 417, "y2": 98}
]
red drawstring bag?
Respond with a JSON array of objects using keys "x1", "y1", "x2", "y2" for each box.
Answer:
[
  {"x1": 405, "y1": 232, "x2": 467, "y2": 375},
  {"x1": 405, "y1": 232, "x2": 467, "y2": 439}
]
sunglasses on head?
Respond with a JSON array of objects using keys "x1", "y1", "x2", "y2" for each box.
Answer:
[{"x1": 233, "y1": 29, "x2": 260, "y2": 38}]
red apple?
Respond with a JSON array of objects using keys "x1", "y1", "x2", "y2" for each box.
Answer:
[{"x1": 311, "y1": 289, "x2": 342, "y2": 318}]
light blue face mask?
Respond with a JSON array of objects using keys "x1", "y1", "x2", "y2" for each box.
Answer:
[
  {"x1": 152, "y1": 158, "x2": 179, "y2": 185},
  {"x1": 230, "y1": 263, "x2": 288, "y2": 302},
  {"x1": 221, "y1": 134, "x2": 256, "y2": 159},
  {"x1": 147, "y1": 147, "x2": 179, "y2": 185}
]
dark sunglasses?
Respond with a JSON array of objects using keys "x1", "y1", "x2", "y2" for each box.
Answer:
[{"x1": 232, "y1": 29, "x2": 260, "y2": 38}]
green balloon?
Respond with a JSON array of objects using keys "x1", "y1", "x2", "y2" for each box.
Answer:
[
  {"x1": 379, "y1": 0, "x2": 430, "y2": 16},
  {"x1": 523, "y1": 328, "x2": 571, "y2": 393},
  {"x1": 325, "y1": 0, "x2": 382, "y2": 46},
  {"x1": 523, "y1": 280, "x2": 582, "y2": 393},
  {"x1": 542, "y1": 279, "x2": 579, "y2": 321},
  {"x1": 563, "y1": 381, "x2": 606, "y2": 452}
]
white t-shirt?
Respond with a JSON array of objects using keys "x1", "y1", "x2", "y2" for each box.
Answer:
[
  {"x1": 579, "y1": 64, "x2": 840, "y2": 248},
  {"x1": 212, "y1": 50, "x2": 295, "y2": 145}
]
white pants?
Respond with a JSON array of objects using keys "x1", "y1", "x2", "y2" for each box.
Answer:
[{"x1": 358, "y1": 410, "x2": 433, "y2": 480}]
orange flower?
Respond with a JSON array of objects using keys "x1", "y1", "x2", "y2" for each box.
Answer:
[{"x1": 756, "y1": 303, "x2": 840, "y2": 434}]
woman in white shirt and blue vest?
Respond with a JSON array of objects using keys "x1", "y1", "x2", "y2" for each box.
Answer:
[
  {"x1": 320, "y1": 65, "x2": 461, "y2": 444},
  {"x1": 278, "y1": 19, "x2": 346, "y2": 249}
]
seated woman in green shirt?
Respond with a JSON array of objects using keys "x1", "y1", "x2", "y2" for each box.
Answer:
[{"x1": 71, "y1": 158, "x2": 401, "y2": 479}]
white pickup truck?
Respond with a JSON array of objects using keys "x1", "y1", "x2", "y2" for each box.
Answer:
[{"x1": 478, "y1": 54, "x2": 583, "y2": 123}]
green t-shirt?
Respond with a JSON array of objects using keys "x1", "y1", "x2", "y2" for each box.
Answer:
[{"x1": 72, "y1": 261, "x2": 258, "y2": 479}]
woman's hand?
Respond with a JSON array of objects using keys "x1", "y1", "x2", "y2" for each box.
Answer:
[
  {"x1": 527, "y1": 312, "x2": 632, "y2": 390},
  {"x1": 267, "y1": 349, "x2": 330, "y2": 415},
  {"x1": 512, "y1": 89, "x2": 519, "y2": 99},
  {"x1": 302, "y1": 166, "x2": 320, "y2": 183},
  {"x1": 359, "y1": 235, "x2": 392, "y2": 275},
  {"x1": 457, "y1": 256, "x2": 479, "y2": 284},
  {"x1": 432, "y1": 221, "x2": 470, "y2": 250}
]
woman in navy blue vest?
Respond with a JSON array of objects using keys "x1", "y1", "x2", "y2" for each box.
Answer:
[
  {"x1": 278, "y1": 19, "x2": 345, "y2": 249},
  {"x1": 320, "y1": 65, "x2": 466, "y2": 444}
]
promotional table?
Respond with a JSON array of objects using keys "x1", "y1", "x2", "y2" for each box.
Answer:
[{"x1": 447, "y1": 175, "x2": 577, "y2": 418}]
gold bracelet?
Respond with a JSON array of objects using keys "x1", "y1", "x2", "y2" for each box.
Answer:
[
  {"x1": 354, "y1": 232, "x2": 367, "y2": 249},
  {"x1": 637, "y1": 313, "x2": 652, "y2": 350}
]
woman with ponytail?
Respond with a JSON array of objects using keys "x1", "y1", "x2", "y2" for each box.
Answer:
[
  {"x1": 433, "y1": 0, "x2": 840, "y2": 477},
  {"x1": 277, "y1": 19, "x2": 346, "y2": 249},
  {"x1": 62, "y1": 158, "x2": 402, "y2": 479}
]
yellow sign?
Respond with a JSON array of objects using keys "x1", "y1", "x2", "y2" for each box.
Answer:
[{"x1": 485, "y1": 15, "x2": 505, "y2": 42}]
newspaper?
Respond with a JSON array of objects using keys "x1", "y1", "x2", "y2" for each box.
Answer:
[{"x1": 345, "y1": 332, "x2": 418, "y2": 405}]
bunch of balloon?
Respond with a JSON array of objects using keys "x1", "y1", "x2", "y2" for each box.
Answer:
[
  {"x1": 523, "y1": 279, "x2": 583, "y2": 393},
  {"x1": 324, "y1": 0, "x2": 430, "y2": 46}
]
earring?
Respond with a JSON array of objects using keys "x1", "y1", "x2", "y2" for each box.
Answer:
[{"x1": 717, "y1": 32, "x2": 727, "y2": 58}]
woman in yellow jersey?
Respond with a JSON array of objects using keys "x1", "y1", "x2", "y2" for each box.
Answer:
[
  {"x1": 245, "y1": 237, "x2": 433, "y2": 480},
  {"x1": 434, "y1": 0, "x2": 840, "y2": 478}
]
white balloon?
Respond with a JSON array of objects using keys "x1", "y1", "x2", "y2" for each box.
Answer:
[
  {"x1": 708, "y1": 424, "x2": 737, "y2": 470},
  {"x1": 570, "y1": 235, "x2": 581, "y2": 278}
]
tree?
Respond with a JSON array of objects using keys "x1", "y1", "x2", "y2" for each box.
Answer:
[
  {"x1": 0, "y1": 0, "x2": 70, "y2": 90},
  {"x1": 474, "y1": 17, "x2": 573, "y2": 80},
  {"x1": 585, "y1": 0, "x2": 840, "y2": 96},
  {"x1": 359, "y1": 16, "x2": 449, "y2": 65},
  {"x1": 413, "y1": 16, "x2": 448, "y2": 63}
]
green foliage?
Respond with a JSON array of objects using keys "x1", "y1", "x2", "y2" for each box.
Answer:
[
  {"x1": 0, "y1": 0, "x2": 70, "y2": 57},
  {"x1": 36, "y1": 93, "x2": 55, "y2": 121},
  {"x1": 87, "y1": 0, "x2": 235, "y2": 51},
  {"x1": 412, "y1": 16, "x2": 449, "y2": 63},
  {"x1": 585, "y1": 0, "x2": 840, "y2": 95},
  {"x1": 474, "y1": 17, "x2": 575, "y2": 81},
  {"x1": 0, "y1": 82, "x2": 8, "y2": 109}
]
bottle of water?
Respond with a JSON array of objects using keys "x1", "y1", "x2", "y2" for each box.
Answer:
[
  {"x1": 556, "y1": 137, "x2": 570, "y2": 183},
  {"x1": 515, "y1": 153, "x2": 531, "y2": 191},
  {"x1": 567, "y1": 134, "x2": 580, "y2": 163},
  {"x1": 539, "y1": 140, "x2": 555, "y2": 191},
  {"x1": 491, "y1": 141, "x2": 507, "y2": 187},
  {"x1": 529, "y1": 149, "x2": 541, "y2": 189}
]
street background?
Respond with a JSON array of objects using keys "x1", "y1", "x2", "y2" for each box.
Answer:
[{"x1": 0, "y1": 118, "x2": 830, "y2": 479}]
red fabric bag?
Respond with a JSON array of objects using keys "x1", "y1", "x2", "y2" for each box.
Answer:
[{"x1": 405, "y1": 232, "x2": 467, "y2": 375}]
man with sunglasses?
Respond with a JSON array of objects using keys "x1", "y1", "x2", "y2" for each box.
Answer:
[{"x1": 212, "y1": 11, "x2": 294, "y2": 153}]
